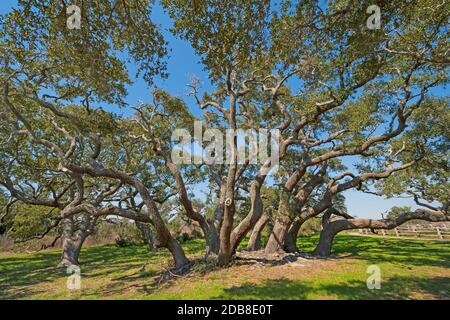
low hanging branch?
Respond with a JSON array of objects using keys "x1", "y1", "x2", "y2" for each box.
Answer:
[{"x1": 314, "y1": 208, "x2": 449, "y2": 257}]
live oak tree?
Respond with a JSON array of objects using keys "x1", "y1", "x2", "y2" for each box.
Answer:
[
  {"x1": 314, "y1": 172, "x2": 449, "y2": 257},
  {"x1": 0, "y1": 1, "x2": 192, "y2": 268},
  {"x1": 282, "y1": 98, "x2": 449, "y2": 253},
  {"x1": 163, "y1": 0, "x2": 449, "y2": 264},
  {"x1": 262, "y1": 0, "x2": 448, "y2": 255},
  {"x1": 315, "y1": 204, "x2": 449, "y2": 257},
  {"x1": 0, "y1": 106, "x2": 116, "y2": 265},
  {"x1": 0, "y1": 102, "x2": 191, "y2": 266},
  {"x1": 1, "y1": 0, "x2": 448, "y2": 269},
  {"x1": 0, "y1": 167, "x2": 99, "y2": 266},
  {"x1": 313, "y1": 89, "x2": 449, "y2": 256}
]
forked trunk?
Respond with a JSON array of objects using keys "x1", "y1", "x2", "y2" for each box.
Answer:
[
  {"x1": 313, "y1": 223, "x2": 340, "y2": 257},
  {"x1": 58, "y1": 217, "x2": 90, "y2": 267},
  {"x1": 230, "y1": 180, "x2": 264, "y2": 252},
  {"x1": 247, "y1": 207, "x2": 272, "y2": 251},
  {"x1": 266, "y1": 167, "x2": 327, "y2": 254},
  {"x1": 264, "y1": 214, "x2": 292, "y2": 253},
  {"x1": 284, "y1": 217, "x2": 303, "y2": 253},
  {"x1": 265, "y1": 192, "x2": 295, "y2": 254},
  {"x1": 59, "y1": 236, "x2": 85, "y2": 267}
]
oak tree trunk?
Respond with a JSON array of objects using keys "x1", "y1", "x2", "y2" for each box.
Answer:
[
  {"x1": 265, "y1": 192, "x2": 295, "y2": 253},
  {"x1": 59, "y1": 236, "x2": 85, "y2": 267},
  {"x1": 204, "y1": 223, "x2": 220, "y2": 256},
  {"x1": 230, "y1": 180, "x2": 264, "y2": 252},
  {"x1": 284, "y1": 217, "x2": 303, "y2": 253},
  {"x1": 264, "y1": 214, "x2": 292, "y2": 253},
  {"x1": 217, "y1": 203, "x2": 235, "y2": 266},
  {"x1": 312, "y1": 223, "x2": 341, "y2": 257},
  {"x1": 58, "y1": 217, "x2": 90, "y2": 267},
  {"x1": 247, "y1": 207, "x2": 272, "y2": 251}
]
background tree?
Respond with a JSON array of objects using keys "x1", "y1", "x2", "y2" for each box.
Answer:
[{"x1": 386, "y1": 206, "x2": 411, "y2": 220}]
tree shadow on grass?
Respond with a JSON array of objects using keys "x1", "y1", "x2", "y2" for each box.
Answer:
[
  {"x1": 0, "y1": 250, "x2": 65, "y2": 299},
  {"x1": 0, "y1": 241, "x2": 205, "y2": 299},
  {"x1": 213, "y1": 275, "x2": 450, "y2": 300},
  {"x1": 215, "y1": 278, "x2": 310, "y2": 299},
  {"x1": 0, "y1": 244, "x2": 158, "y2": 299},
  {"x1": 1, "y1": 236, "x2": 448, "y2": 299},
  {"x1": 80, "y1": 244, "x2": 154, "y2": 265},
  {"x1": 319, "y1": 275, "x2": 450, "y2": 300},
  {"x1": 298, "y1": 235, "x2": 450, "y2": 268}
]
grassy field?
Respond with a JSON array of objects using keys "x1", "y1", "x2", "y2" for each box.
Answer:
[{"x1": 0, "y1": 234, "x2": 449, "y2": 300}]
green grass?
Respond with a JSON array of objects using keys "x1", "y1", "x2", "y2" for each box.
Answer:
[{"x1": 0, "y1": 235, "x2": 449, "y2": 300}]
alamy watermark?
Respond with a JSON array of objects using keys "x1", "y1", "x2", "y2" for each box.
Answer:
[
  {"x1": 366, "y1": 265, "x2": 381, "y2": 290},
  {"x1": 171, "y1": 121, "x2": 280, "y2": 175},
  {"x1": 66, "y1": 4, "x2": 81, "y2": 30},
  {"x1": 366, "y1": 5, "x2": 381, "y2": 30},
  {"x1": 66, "y1": 4, "x2": 380, "y2": 31},
  {"x1": 66, "y1": 265, "x2": 81, "y2": 290}
]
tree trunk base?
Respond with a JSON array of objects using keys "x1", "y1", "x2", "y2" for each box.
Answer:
[
  {"x1": 57, "y1": 258, "x2": 79, "y2": 268},
  {"x1": 312, "y1": 248, "x2": 331, "y2": 258}
]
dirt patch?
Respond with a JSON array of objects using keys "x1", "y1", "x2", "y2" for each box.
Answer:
[
  {"x1": 235, "y1": 250, "x2": 316, "y2": 264},
  {"x1": 152, "y1": 252, "x2": 341, "y2": 298}
]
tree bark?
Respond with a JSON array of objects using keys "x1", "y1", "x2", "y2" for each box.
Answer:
[
  {"x1": 58, "y1": 216, "x2": 91, "y2": 267},
  {"x1": 217, "y1": 201, "x2": 235, "y2": 266},
  {"x1": 165, "y1": 160, "x2": 220, "y2": 255},
  {"x1": 230, "y1": 180, "x2": 263, "y2": 252},
  {"x1": 204, "y1": 223, "x2": 220, "y2": 255},
  {"x1": 264, "y1": 216, "x2": 292, "y2": 253},
  {"x1": 247, "y1": 206, "x2": 272, "y2": 251},
  {"x1": 313, "y1": 220, "x2": 342, "y2": 257},
  {"x1": 217, "y1": 94, "x2": 238, "y2": 266},
  {"x1": 265, "y1": 168, "x2": 326, "y2": 253},
  {"x1": 59, "y1": 235, "x2": 85, "y2": 267},
  {"x1": 284, "y1": 217, "x2": 303, "y2": 253},
  {"x1": 265, "y1": 190, "x2": 298, "y2": 253}
]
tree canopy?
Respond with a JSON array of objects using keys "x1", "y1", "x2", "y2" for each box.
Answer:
[{"x1": 0, "y1": 0, "x2": 448, "y2": 268}]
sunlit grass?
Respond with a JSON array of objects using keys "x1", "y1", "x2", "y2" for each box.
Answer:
[{"x1": 0, "y1": 235, "x2": 448, "y2": 300}]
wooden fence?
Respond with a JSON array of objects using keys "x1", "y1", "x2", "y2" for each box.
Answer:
[{"x1": 357, "y1": 222, "x2": 450, "y2": 240}]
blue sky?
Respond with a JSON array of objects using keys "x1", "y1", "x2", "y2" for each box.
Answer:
[{"x1": 0, "y1": 0, "x2": 423, "y2": 219}]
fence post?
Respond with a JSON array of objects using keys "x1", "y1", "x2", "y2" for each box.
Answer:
[
  {"x1": 436, "y1": 227, "x2": 443, "y2": 240},
  {"x1": 394, "y1": 228, "x2": 399, "y2": 237}
]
